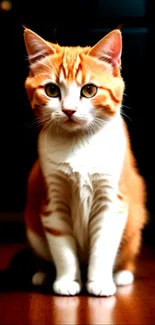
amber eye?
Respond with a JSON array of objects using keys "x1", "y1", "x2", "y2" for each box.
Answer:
[
  {"x1": 81, "y1": 84, "x2": 98, "y2": 98},
  {"x1": 45, "y1": 83, "x2": 60, "y2": 98}
]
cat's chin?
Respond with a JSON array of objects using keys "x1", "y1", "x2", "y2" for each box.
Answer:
[{"x1": 61, "y1": 120, "x2": 89, "y2": 133}]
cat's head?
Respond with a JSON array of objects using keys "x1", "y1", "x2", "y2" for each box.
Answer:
[{"x1": 24, "y1": 28, "x2": 124, "y2": 134}]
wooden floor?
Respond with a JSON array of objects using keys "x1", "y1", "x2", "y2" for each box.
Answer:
[{"x1": 0, "y1": 243, "x2": 155, "y2": 325}]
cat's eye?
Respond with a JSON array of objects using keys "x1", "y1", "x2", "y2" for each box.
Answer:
[
  {"x1": 45, "y1": 83, "x2": 60, "y2": 98},
  {"x1": 81, "y1": 84, "x2": 98, "y2": 98}
]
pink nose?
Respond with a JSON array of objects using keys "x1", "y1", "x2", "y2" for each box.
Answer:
[{"x1": 62, "y1": 109, "x2": 75, "y2": 117}]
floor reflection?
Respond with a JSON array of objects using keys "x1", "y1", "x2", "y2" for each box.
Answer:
[{"x1": 86, "y1": 296, "x2": 116, "y2": 324}]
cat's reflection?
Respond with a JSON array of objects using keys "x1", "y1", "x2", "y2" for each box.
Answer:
[
  {"x1": 54, "y1": 296, "x2": 80, "y2": 308},
  {"x1": 87, "y1": 296, "x2": 116, "y2": 324}
]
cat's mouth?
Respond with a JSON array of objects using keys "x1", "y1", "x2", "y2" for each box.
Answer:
[
  {"x1": 62, "y1": 114, "x2": 92, "y2": 129},
  {"x1": 63, "y1": 115, "x2": 80, "y2": 125},
  {"x1": 64, "y1": 119, "x2": 76, "y2": 124},
  {"x1": 62, "y1": 116, "x2": 86, "y2": 131}
]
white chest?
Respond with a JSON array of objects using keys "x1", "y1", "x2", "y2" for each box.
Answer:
[
  {"x1": 38, "y1": 117, "x2": 126, "y2": 257},
  {"x1": 38, "y1": 117, "x2": 126, "y2": 180}
]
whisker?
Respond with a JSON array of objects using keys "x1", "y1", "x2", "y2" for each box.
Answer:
[
  {"x1": 122, "y1": 104, "x2": 132, "y2": 110},
  {"x1": 40, "y1": 119, "x2": 52, "y2": 134},
  {"x1": 24, "y1": 55, "x2": 30, "y2": 62},
  {"x1": 94, "y1": 117, "x2": 108, "y2": 125},
  {"x1": 24, "y1": 116, "x2": 51, "y2": 130},
  {"x1": 121, "y1": 111, "x2": 132, "y2": 122}
]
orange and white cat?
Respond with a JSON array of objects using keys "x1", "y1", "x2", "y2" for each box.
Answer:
[{"x1": 24, "y1": 28, "x2": 147, "y2": 296}]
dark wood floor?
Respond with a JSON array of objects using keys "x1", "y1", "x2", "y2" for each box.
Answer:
[{"x1": 0, "y1": 243, "x2": 155, "y2": 325}]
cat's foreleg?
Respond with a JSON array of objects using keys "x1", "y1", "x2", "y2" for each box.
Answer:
[
  {"x1": 41, "y1": 177, "x2": 81, "y2": 295},
  {"x1": 87, "y1": 177, "x2": 128, "y2": 296}
]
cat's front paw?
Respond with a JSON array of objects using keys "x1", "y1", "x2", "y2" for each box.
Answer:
[
  {"x1": 53, "y1": 279, "x2": 81, "y2": 296},
  {"x1": 87, "y1": 279, "x2": 116, "y2": 297}
]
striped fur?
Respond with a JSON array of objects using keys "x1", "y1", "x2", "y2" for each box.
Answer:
[{"x1": 24, "y1": 29, "x2": 147, "y2": 296}]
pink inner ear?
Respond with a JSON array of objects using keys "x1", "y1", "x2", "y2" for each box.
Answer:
[
  {"x1": 88, "y1": 30, "x2": 122, "y2": 70},
  {"x1": 105, "y1": 34, "x2": 122, "y2": 69},
  {"x1": 104, "y1": 42, "x2": 122, "y2": 69},
  {"x1": 24, "y1": 29, "x2": 56, "y2": 64}
]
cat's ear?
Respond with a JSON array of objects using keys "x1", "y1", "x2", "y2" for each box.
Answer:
[
  {"x1": 24, "y1": 28, "x2": 56, "y2": 64},
  {"x1": 88, "y1": 29, "x2": 122, "y2": 70}
]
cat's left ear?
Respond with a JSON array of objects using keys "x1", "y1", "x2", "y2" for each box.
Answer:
[{"x1": 88, "y1": 29, "x2": 122, "y2": 70}]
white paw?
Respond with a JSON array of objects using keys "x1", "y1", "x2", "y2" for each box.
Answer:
[
  {"x1": 32, "y1": 272, "x2": 47, "y2": 286},
  {"x1": 53, "y1": 279, "x2": 81, "y2": 296},
  {"x1": 87, "y1": 279, "x2": 116, "y2": 297},
  {"x1": 114, "y1": 270, "x2": 134, "y2": 286}
]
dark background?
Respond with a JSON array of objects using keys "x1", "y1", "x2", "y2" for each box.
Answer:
[{"x1": 0, "y1": 0, "x2": 154, "y2": 244}]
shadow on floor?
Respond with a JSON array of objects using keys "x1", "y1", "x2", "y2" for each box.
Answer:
[
  {"x1": 0, "y1": 247, "x2": 88, "y2": 295},
  {"x1": 0, "y1": 248, "x2": 56, "y2": 294}
]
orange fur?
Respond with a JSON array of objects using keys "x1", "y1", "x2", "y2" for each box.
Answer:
[
  {"x1": 25, "y1": 160, "x2": 45, "y2": 238},
  {"x1": 116, "y1": 121, "x2": 147, "y2": 272},
  {"x1": 24, "y1": 28, "x2": 147, "y2": 277}
]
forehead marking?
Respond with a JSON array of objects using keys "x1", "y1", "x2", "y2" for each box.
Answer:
[{"x1": 59, "y1": 67, "x2": 66, "y2": 83}]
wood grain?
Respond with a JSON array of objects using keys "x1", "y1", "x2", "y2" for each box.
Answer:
[{"x1": 0, "y1": 244, "x2": 155, "y2": 324}]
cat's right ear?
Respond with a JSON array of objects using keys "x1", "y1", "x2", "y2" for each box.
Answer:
[{"x1": 24, "y1": 28, "x2": 56, "y2": 65}]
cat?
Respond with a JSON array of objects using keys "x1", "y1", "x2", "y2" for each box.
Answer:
[{"x1": 24, "y1": 28, "x2": 147, "y2": 296}]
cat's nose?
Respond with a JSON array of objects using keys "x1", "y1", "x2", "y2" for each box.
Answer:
[{"x1": 62, "y1": 109, "x2": 76, "y2": 117}]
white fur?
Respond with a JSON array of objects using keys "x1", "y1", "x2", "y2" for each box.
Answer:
[
  {"x1": 114, "y1": 270, "x2": 134, "y2": 286},
  {"x1": 87, "y1": 279, "x2": 117, "y2": 296},
  {"x1": 36, "y1": 113, "x2": 128, "y2": 295},
  {"x1": 39, "y1": 79, "x2": 109, "y2": 132},
  {"x1": 28, "y1": 76, "x2": 128, "y2": 295},
  {"x1": 45, "y1": 232, "x2": 82, "y2": 295},
  {"x1": 39, "y1": 113, "x2": 125, "y2": 175},
  {"x1": 87, "y1": 207, "x2": 128, "y2": 295},
  {"x1": 53, "y1": 279, "x2": 81, "y2": 295}
]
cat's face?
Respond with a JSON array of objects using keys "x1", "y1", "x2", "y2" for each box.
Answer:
[{"x1": 24, "y1": 29, "x2": 124, "y2": 134}]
